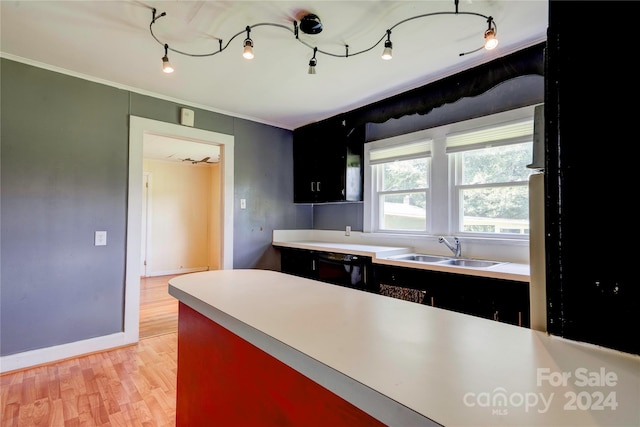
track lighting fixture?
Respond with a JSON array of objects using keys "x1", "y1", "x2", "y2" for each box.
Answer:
[
  {"x1": 381, "y1": 30, "x2": 393, "y2": 60},
  {"x1": 243, "y1": 26, "x2": 254, "y2": 59},
  {"x1": 483, "y1": 18, "x2": 499, "y2": 50},
  {"x1": 308, "y1": 47, "x2": 317, "y2": 75},
  {"x1": 299, "y1": 14, "x2": 323, "y2": 35},
  {"x1": 161, "y1": 44, "x2": 174, "y2": 73},
  {"x1": 149, "y1": 0, "x2": 499, "y2": 74}
]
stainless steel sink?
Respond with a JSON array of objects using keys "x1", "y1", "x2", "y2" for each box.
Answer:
[
  {"x1": 388, "y1": 253, "x2": 504, "y2": 268},
  {"x1": 439, "y1": 259, "x2": 502, "y2": 268},
  {"x1": 392, "y1": 254, "x2": 452, "y2": 263}
]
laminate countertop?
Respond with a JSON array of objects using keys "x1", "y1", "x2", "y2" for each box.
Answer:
[{"x1": 169, "y1": 269, "x2": 640, "y2": 427}]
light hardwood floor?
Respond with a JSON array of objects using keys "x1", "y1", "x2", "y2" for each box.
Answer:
[
  {"x1": 1, "y1": 333, "x2": 178, "y2": 426},
  {"x1": 139, "y1": 275, "x2": 181, "y2": 339},
  {"x1": 1, "y1": 275, "x2": 183, "y2": 426}
]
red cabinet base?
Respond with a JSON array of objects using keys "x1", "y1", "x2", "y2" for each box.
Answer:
[{"x1": 176, "y1": 303, "x2": 386, "y2": 426}]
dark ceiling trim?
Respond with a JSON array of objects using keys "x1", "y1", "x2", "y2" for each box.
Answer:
[{"x1": 341, "y1": 41, "x2": 545, "y2": 128}]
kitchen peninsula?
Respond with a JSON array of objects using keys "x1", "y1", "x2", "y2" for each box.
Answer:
[{"x1": 168, "y1": 270, "x2": 640, "y2": 426}]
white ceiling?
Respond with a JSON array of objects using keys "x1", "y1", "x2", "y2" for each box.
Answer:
[
  {"x1": 144, "y1": 133, "x2": 220, "y2": 163},
  {"x1": 0, "y1": 1, "x2": 547, "y2": 160}
]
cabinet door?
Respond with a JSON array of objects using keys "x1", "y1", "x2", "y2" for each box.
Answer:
[
  {"x1": 490, "y1": 281, "x2": 530, "y2": 327},
  {"x1": 293, "y1": 121, "x2": 345, "y2": 203},
  {"x1": 293, "y1": 124, "x2": 321, "y2": 203},
  {"x1": 280, "y1": 248, "x2": 318, "y2": 279},
  {"x1": 314, "y1": 121, "x2": 347, "y2": 202},
  {"x1": 293, "y1": 120, "x2": 364, "y2": 203},
  {"x1": 373, "y1": 265, "x2": 436, "y2": 305},
  {"x1": 372, "y1": 265, "x2": 530, "y2": 326}
]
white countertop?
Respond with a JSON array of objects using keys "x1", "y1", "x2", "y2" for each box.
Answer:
[
  {"x1": 273, "y1": 239, "x2": 530, "y2": 282},
  {"x1": 169, "y1": 270, "x2": 640, "y2": 427},
  {"x1": 272, "y1": 240, "x2": 410, "y2": 257}
]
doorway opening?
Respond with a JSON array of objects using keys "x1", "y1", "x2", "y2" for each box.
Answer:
[
  {"x1": 125, "y1": 116, "x2": 234, "y2": 344},
  {"x1": 141, "y1": 134, "x2": 221, "y2": 277}
]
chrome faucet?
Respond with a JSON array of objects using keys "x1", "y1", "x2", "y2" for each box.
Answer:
[{"x1": 438, "y1": 236, "x2": 461, "y2": 257}]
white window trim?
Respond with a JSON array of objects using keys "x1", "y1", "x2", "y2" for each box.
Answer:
[{"x1": 364, "y1": 105, "x2": 538, "y2": 239}]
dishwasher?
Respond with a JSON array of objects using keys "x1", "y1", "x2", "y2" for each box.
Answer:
[{"x1": 316, "y1": 252, "x2": 373, "y2": 292}]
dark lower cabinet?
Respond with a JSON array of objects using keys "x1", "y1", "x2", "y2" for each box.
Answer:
[
  {"x1": 280, "y1": 248, "x2": 318, "y2": 280},
  {"x1": 373, "y1": 264, "x2": 530, "y2": 328},
  {"x1": 280, "y1": 248, "x2": 530, "y2": 327}
]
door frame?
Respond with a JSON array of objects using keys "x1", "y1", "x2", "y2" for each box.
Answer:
[
  {"x1": 125, "y1": 116, "x2": 234, "y2": 343},
  {"x1": 141, "y1": 171, "x2": 151, "y2": 277}
]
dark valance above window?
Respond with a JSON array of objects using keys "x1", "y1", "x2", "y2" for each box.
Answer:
[{"x1": 344, "y1": 42, "x2": 545, "y2": 128}]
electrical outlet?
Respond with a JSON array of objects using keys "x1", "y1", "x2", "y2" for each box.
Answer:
[
  {"x1": 240, "y1": 199, "x2": 246, "y2": 209},
  {"x1": 345, "y1": 225, "x2": 351, "y2": 236}
]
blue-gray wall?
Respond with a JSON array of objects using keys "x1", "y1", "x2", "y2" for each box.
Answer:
[
  {"x1": 0, "y1": 58, "x2": 308, "y2": 356},
  {"x1": 1, "y1": 60, "x2": 130, "y2": 355}
]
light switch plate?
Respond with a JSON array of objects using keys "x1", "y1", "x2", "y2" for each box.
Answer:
[{"x1": 95, "y1": 231, "x2": 107, "y2": 246}]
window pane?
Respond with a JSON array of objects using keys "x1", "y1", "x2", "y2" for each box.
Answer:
[
  {"x1": 381, "y1": 158, "x2": 428, "y2": 191},
  {"x1": 461, "y1": 186, "x2": 529, "y2": 234},
  {"x1": 380, "y1": 193, "x2": 426, "y2": 231},
  {"x1": 461, "y1": 142, "x2": 533, "y2": 185}
]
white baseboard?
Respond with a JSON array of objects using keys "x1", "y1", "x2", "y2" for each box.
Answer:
[{"x1": 0, "y1": 332, "x2": 136, "y2": 374}]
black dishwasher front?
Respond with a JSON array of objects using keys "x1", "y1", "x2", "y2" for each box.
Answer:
[{"x1": 316, "y1": 252, "x2": 373, "y2": 292}]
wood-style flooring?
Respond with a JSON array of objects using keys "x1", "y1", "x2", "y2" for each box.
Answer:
[
  {"x1": 139, "y1": 275, "x2": 181, "y2": 339},
  {"x1": 1, "y1": 275, "x2": 184, "y2": 426},
  {"x1": 0, "y1": 333, "x2": 177, "y2": 427}
]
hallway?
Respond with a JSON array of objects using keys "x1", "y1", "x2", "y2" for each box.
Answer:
[{"x1": 139, "y1": 275, "x2": 181, "y2": 339}]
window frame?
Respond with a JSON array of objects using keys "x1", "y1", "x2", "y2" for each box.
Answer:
[
  {"x1": 371, "y1": 155, "x2": 432, "y2": 234},
  {"x1": 364, "y1": 104, "x2": 538, "y2": 240}
]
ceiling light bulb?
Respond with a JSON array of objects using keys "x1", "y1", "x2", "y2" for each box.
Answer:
[
  {"x1": 162, "y1": 55, "x2": 174, "y2": 73},
  {"x1": 243, "y1": 39, "x2": 254, "y2": 59},
  {"x1": 308, "y1": 58, "x2": 317, "y2": 75},
  {"x1": 484, "y1": 28, "x2": 498, "y2": 50},
  {"x1": 381, "y1": 40, "x2": 393, "y2": 60},
  {"x1": 161, "y1": 44, "x2": 174, "y2": 73}
]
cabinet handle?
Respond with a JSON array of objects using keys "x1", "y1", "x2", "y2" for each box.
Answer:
[
  {"x1": 312, "y1": 260, "x2": 316, "y2": 271},
  {"x1": 317, "y1": 181, "x2": 321, "y2": 192},
  {"x1": 518, "y1": 311, "x2": 522, "y2": 327},
  {"x1": 311, "y1": 182, "x2": 315, "y2": 192}
]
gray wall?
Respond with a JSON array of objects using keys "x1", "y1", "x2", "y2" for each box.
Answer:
[
  {"x1": 0, "y1": 58, "x2": 306, "y2": 356},
  {"x1": 232, "y1": 118, "x2": 312, "y2": 269}
]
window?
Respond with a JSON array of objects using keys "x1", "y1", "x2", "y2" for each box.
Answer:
[
  {"x1": 448, "y1": 119, "x2": 535, "y2": 236},
  {"x1": 364, "y1": 105, "x2": 537, "y2": 239},
  {"x1": 369, "y1": 141, "x2": 431, "y2": 232}
]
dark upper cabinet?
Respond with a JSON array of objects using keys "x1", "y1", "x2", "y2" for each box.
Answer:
[{"x1": 293, "y1": 119, "x2": 365, "y2": 203}]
